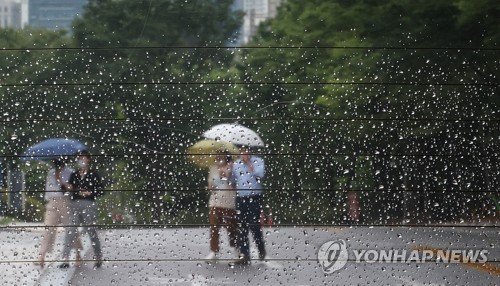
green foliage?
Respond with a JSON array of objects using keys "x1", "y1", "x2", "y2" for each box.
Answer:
[
  {"x1": 0, "y1": 28, "x2": 75, "y2": 157},
  {"x1": 238, "y1": 0, "x2": 499, "y2": 222},
  {"x1": 0, "y1": 190, "x2": 44, "y2": 222},
  {"x1": 68, "y1": 0, "x2": 243, "y2": 222},
  {"x1": 1, "y1": 0, "x2": 498, "y2": 224}
]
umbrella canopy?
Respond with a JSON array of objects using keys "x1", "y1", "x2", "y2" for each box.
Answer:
[
  {"x1": 21, "y1": 138, "x2": 87, "y2": 161},
  {"x1": 186, "y1": 139, "x2": 239, "y2": 168},
  {"x1": 203, "y1": 123, "x2": 265, "y2": 147}
]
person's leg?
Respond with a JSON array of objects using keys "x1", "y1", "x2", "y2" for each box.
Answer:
[
  {"x1": 236, "y1": 197, "x2": 250, "y2": 262},
  {"x1": 61, "y1": 201, "x2": 80, "y2": 267},
  {"x1": 60, "y1": 197, "x2": 83, "y2": 266},
  {"x1": 36, "y1": 199, "x2": 59, "y2": 266},
  {"x1": 248, "y1": 196, "x2": 266, "y2": 259},
  {"x1": 73, "y1": 233, "x2": 83, "y2": 267},
  {"x1": 208, "y1": 207, "x2": 221, "y2": 253},
  {"x1": 225, "y1": 208, "x2": 238, "y2": 249},
  {"x1": 81, "y1": 201, "x2": 102, "y2": 265}
]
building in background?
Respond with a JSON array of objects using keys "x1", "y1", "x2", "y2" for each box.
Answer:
[
  {"x1": 232, "y1": 0, "x2": 282, "y2": 44},
  {"x1": 29, "y1": 0, "x2": 87, "y2": 31},
  {"x1": 0, "y1": 0, "x2": 28, "y2": 29},
  {"x1": 4, "y1": 0, "x2": 279, "y2": 39}
]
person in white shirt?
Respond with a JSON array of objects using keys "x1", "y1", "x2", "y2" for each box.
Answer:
[
  {"x1": 230, "y1": 146, "x2": 266, "y2": 266},
  {"x1": 205, "y1": 153, "x2": 238, "y2": 262},
  {"x1": 35, "y1": 159, "x2": 82, "y2": 268}
]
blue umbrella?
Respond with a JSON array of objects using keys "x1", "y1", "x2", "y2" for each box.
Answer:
[{"x1": 21, "y1": 138, "x2": 87, "y2": 161}]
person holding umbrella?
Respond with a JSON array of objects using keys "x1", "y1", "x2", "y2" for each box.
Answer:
[
  {"x1": 202, "y1": 123, "x2": 267, "y2": 265},
  {"x1": 187, "y1": 140, "x2": 239, "y2": 262},
  {"x1": 35, "y1": 158, "x2": 83, "y2": 268},
  {"x1": 23, "y1": 138, "x2": 87, "y2": 268},
  {"x1": 231, "y1": 145, "x2": 266, "y2": 265},
  {"x1": 60, "y1": 150, "x2": 104, "y2": 268},
  {"x1": 204, "y1": 151, "x2": 238, "y2": 262}
]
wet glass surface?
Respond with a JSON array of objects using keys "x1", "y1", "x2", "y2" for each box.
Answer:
[{"x1": 0, "y1": 0, "x2": 498, "y2": 285}]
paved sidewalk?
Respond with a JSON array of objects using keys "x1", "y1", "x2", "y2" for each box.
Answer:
[
  {"x1": 2, "y1": 219, "x2": 498, "y2": 285},
  {"x1": 0, "y1": 221, "x2": 90, "y2": 286},
  {"x1": 1, "y1": 222, "x2": 44, "y2": 286}
]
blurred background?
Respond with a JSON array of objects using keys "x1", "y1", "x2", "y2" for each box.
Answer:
[{"x1": 0, "y1": 0, "x2": 498, "y2": 227}]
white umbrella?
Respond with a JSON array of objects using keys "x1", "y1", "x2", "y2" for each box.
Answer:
[{"x1": 203, "y1": 123, "x2": 265, "y2": 147}]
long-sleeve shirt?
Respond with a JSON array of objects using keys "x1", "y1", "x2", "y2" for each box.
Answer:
[
  {"x1": 208, "y1": 165, "x2": 236, "y2": 209},
  {"x1": 45, "y1": 167, "x2": 74, "y2": 199},
  {"x1": 68, "y1": 170, "x2": 103, "y2": 201},
  {"x1": 231, "y1": 156, "x2": 265, "y2": 197}
]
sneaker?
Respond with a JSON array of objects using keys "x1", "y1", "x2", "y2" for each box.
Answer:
[
  {"x1": 259, "y1": 250, "x2": 267, "y2": 261},
  {"x1": 58, "y1": 262, "x2": 70, "y2": 269},
  {"x1": 204, "y1": 251, "x2": 217, "y2": 263},
  {"x1": 231, "y1": 247, "x2": 241, "y2": 259},
  {"x1": 94, "y1": 260, "x2": 102, "y2": 269},
  {"x1": 229, "y1": 256, "x2": 250, "y2": 266}
]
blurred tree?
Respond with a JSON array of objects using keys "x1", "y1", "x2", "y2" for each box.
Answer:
[
  {"x1": 71, "y1": 0, "x2": 243, "y2": 222},
  {"x1": 238, "y1": 0, "x2": 499, "y2": 223},
  {"x1": 1, "y1": 0, "x2": 497, "y2": 225},
  {"x1": 0, "y1": 27, "x2": 82, "y2": 176}
]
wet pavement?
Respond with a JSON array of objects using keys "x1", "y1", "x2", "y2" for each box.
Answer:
[{"x1": 1, "y1": 224, "x2": 499, "y2": 285}]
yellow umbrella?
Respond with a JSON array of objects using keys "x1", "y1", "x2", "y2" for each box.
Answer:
[{"x1": 186, "y1": 139, "x2": 239, "y2": 168}]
